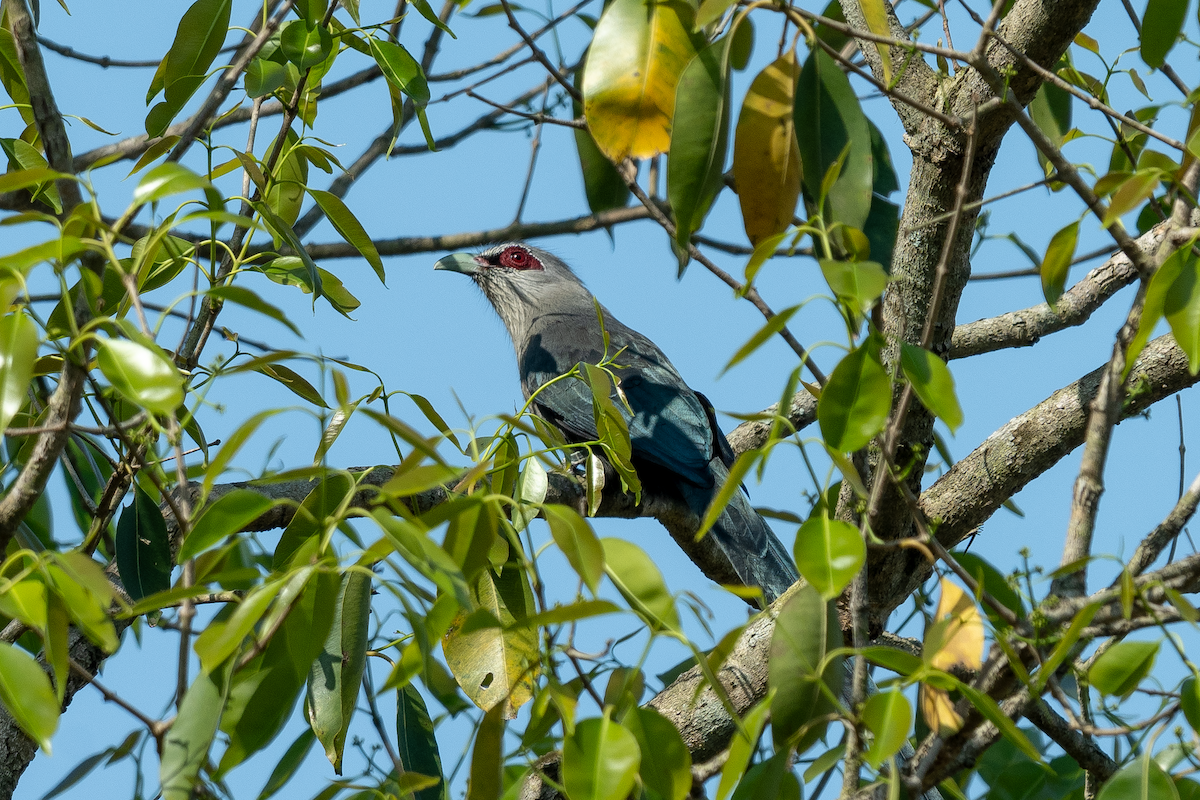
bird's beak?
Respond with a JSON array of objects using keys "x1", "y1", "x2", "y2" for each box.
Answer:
[{"x1": 434, "y1": 252, "x2": 481, "y2": 275}]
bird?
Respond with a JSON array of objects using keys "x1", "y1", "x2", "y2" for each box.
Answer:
[{"x1": 435, "y1": 242, "x2": 799, "y2": 605}]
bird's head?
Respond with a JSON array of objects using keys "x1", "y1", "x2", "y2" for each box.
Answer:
[
  {"x1": 434, "y1": 242, "x2": 588, "y2": 336},
  {"x1": 434, "y1": 242, "x2": 566, "y2": 278}
]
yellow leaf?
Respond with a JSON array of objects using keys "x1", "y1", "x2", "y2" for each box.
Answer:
[
  {"x1": 442, "y1": 568, "x2": 538, "y2": 717},
  {"x1": 924, "y1": 578, "x2": 984, "y2": 672},
  {"x1": 919, "y1": 684, "x2": 963, "y2": 735},
  {"x1": 582, "y1": 0, "x2": 701, "y2": 161},
  {"x1": 733, "y1": 53, "x2": 802, "y2": 245}
]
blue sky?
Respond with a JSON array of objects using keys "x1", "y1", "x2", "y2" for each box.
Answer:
[{"x1": 11, "y1": 0, "x2": 1200, "y2": 797}]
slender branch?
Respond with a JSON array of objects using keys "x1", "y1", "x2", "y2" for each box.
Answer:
[
  {"x1": 499, "y1": 0, "x2": 580, "y2": 101},
  {"x1": 0, "y1": 0, "x2": 91, "y2": 554},
  {"x1": 950, "y1": 220, "x2": 1171, "y2": 359},
  {"x1": 1124, "y1": 470, "x2": 1200, "y2": 577}
]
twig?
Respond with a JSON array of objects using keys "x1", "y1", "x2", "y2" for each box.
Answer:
[
  {"x1": 71, "y1": 658, "x2": 166, "y2": 739},
  {"x1": 499, "y1": 0, "x2": 580, "y2": 101},
  {"x1": 465, "y1": 90, "x2": 585, "y2": 128},
  {"x1": 617, "y1": 160, "x2": 828, "y2": 385}
]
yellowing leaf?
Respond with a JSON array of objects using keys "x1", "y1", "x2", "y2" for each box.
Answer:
[
  {"x1": 919, "y1": 683, "x2": 962, "y2": 736},
  {"x1": 582, "y1": 0, "x2": 701, "y2": 161},
  {"x1": 442, "y1": 567, "x2": 538, "y2": 717},
  {"x1": 924, "y1": 578, "x2": 983, "y2": 672},
  {"x1": 733, "y1": 53, "x2": 801, "y2": 245}
]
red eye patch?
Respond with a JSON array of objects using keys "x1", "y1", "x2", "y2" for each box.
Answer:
[{"x1": 498, "y1": 246, "x2": 542, "y2": 271}]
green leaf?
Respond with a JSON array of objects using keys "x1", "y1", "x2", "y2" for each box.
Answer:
[
  {"x1": 796, "y1": 47, "x2": 873, "y2": 231},
  {"x1": 253, "y1": 202, "x2": 323, "y2": 299},
  {"x1": 601, "y1": 537, "x2": 680, "y2": 632},
  {"x1": 369, "y1": 38, "x2": 430, "y2": 105},
  {"x1": 114, "y1": 485, "x2": 173, "y2": 601},
  {"x1": 1029, "y1": 82, "x2": 1072, "y2": 178},
  {"x1": 256, "y1": 729, "x2": 316, "y2": 800},
  {"x1": 1164, "y1": 249, "x2": 1200, "y2": 373},
  {"x1": 308, "y1": 189, "x2": 385, "y2": 283},
  {"x1": 45, "y1": 554, "x2": 119, "y2": 653},
  {"x1": 214, "y1": 571, "x2": 333, "y2": 776},
  {"x1": 900, "y1": 344, "x2": 964, "y2": 432},
  {"x1": 714, "y1": 693, "x2": 772, "y2": 800},
  {"x1": 0, "y1": 641, "x2": 59, "y2": 753},
  {"x1": 544, "y1": 505, "x2": 605, "y2": 595},
  {"x1": 307, "y1": 571, "x2": 371, "y2": 773},
  {"x1": 1096, "y1": 752, "x2": 1180, "y2": 800},
  {"x1": 955, "y1": 681, "x2": 1042, "y2": 763},
  {"x1": 0, "y1": 311, "x2": 38, "y2": 433},
  {"x1": 1140, "y1": 0, "x2": 1188, "y2": 67},
  {"x1": 770, "y1": 584, "x2": 843, "y2": 750},
  {"x1": 1102, "y1": 169, "x2": 1161, "y2": 227},
  {"x1": 668, "y1": 37, "x2": 731, "y2": 254},
  {"x1": 820, "y1": 259, "x2": 889, "y2": 316},
  {"x1": 180, "y1": 489, "x2": 275, "y2": 563},
  {"x1": 1088, "y1": 640, "x2": 1159, "y2": 698},
  {"x1": 466, "y1": 703, "x2": 505, "y2": 800},
  {"x1": 580, "y1": 363, "x2": 641, "y2": 498},
  {"x1": 206, "y1": 285, "x2": 301, "y2": 336},
  {"x1": 96, "y1": 336, "x2": 184, "y2": 414},
  {"x1": 145, "y1": 0, "x2": 233, "y2": 136},
  {"x1": 254, "y1": 362, "x2": 327, "y2": 407},
  {"x1": 1040, "y1": 220, "x2": 1079, "y2": 308},
  {"x1": 280, "y1": 19, "x2": 333, "y2": 69},
  {"x1": 582, "y1": 0, "x2": 701, "y2": 161},
  {"x1": 722, "y1": 306, "x2": 799, "y2": 373},
  {"x1": 1180, "y1": 676, "x2": 1200, "y2": 733},
  {"x1": 862, "y1": 688, "x2": 912, "y2": 769},
  {"x1": 861, "y1": 645, "x2": 922, "y2": 675},
  {"x1": 0, "y1": 166, "x2": 67, "y2": 195},
  {"x1": 133, "y1": 163, "x2": 214, "y2": 206},
  {"x1": 0, "y1": 139, "x2": 62, "y2": 212},
  {"x1": 732, "y1": 751, "x2": 801, "y2": 800},
  {"x1": 263, "y1": 131, "x2": 308, "y2": 227},
  {"x1": 511, "y1": 599, "x2": 622, "y2": 629},
  {"x1": 1126, "y1": 243, "x2": 1193, "y2": 376},
  {"x1": 245, "y1": 57, "x2": 288, "y2": 98},
  {"x1": 695, "y1": 0, "x2": 737, "y2": 28},
  {"x1": 194, "y1": 580, "x2": 284, "y2": 672},
  {"x1": 732, "y1": 53, "x2": 802, "y2": 245},
  {"x1": 409, "y1": 0, "x2": 456, "y2": 36},
  {"x1": 562, "y1": 712, "x2": 642, "y2": 800},
  {"x1": 626, "y1": 706, "x2": 691, "y2": 800},
  {"x1": 817, "y1": 339, "x2": 891, "y2": 451},
  {"x1": 273, "y1": 472, "x2": 355, "y2": 568},
  {"x1": 381, "y1": 463, "x2": 460, "y2": 498},
  {"x1": 161, "y1": 665, "x2": 230, "y2": 800},
  {"x1": 951, "y1": 551, "x2": 1025, "y2": 627},
  {"x1": 792, "y1": 513, "x2": 864, "y2": 600},
  {"x1": 397, "y1": 684, "x2": 445, "y2": 800},
  {"x1": 0, "y1": 577, "x2": 46, "y2": 631},
  {"x1": 741, "y1": 230, "x2": 790, "y2": 292}
]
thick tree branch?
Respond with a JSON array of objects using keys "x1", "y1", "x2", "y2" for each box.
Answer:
[
  {"x1": 0, "y1": 0, "x2": 89, "y2": 554},
  {"x1": 950, "y1": 221, "x2": 1171, "y2": 359}
]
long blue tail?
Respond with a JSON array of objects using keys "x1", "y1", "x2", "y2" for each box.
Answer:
[{"x1": 680, "y1": 460, "x2": 800, "y2": 605}]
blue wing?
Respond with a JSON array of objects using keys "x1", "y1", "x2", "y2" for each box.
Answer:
[{"x1": 519, "y1": 313, "x2": 719, "y2": 488}]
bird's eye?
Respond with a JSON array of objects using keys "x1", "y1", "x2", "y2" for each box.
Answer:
[{"x1": 497, "y1": 246, "x2": 541, "y2": 270}]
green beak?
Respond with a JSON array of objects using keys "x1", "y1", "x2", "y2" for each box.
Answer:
[{"x1": 434, "y1": 252, "x2": 480, "y2": 275}]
